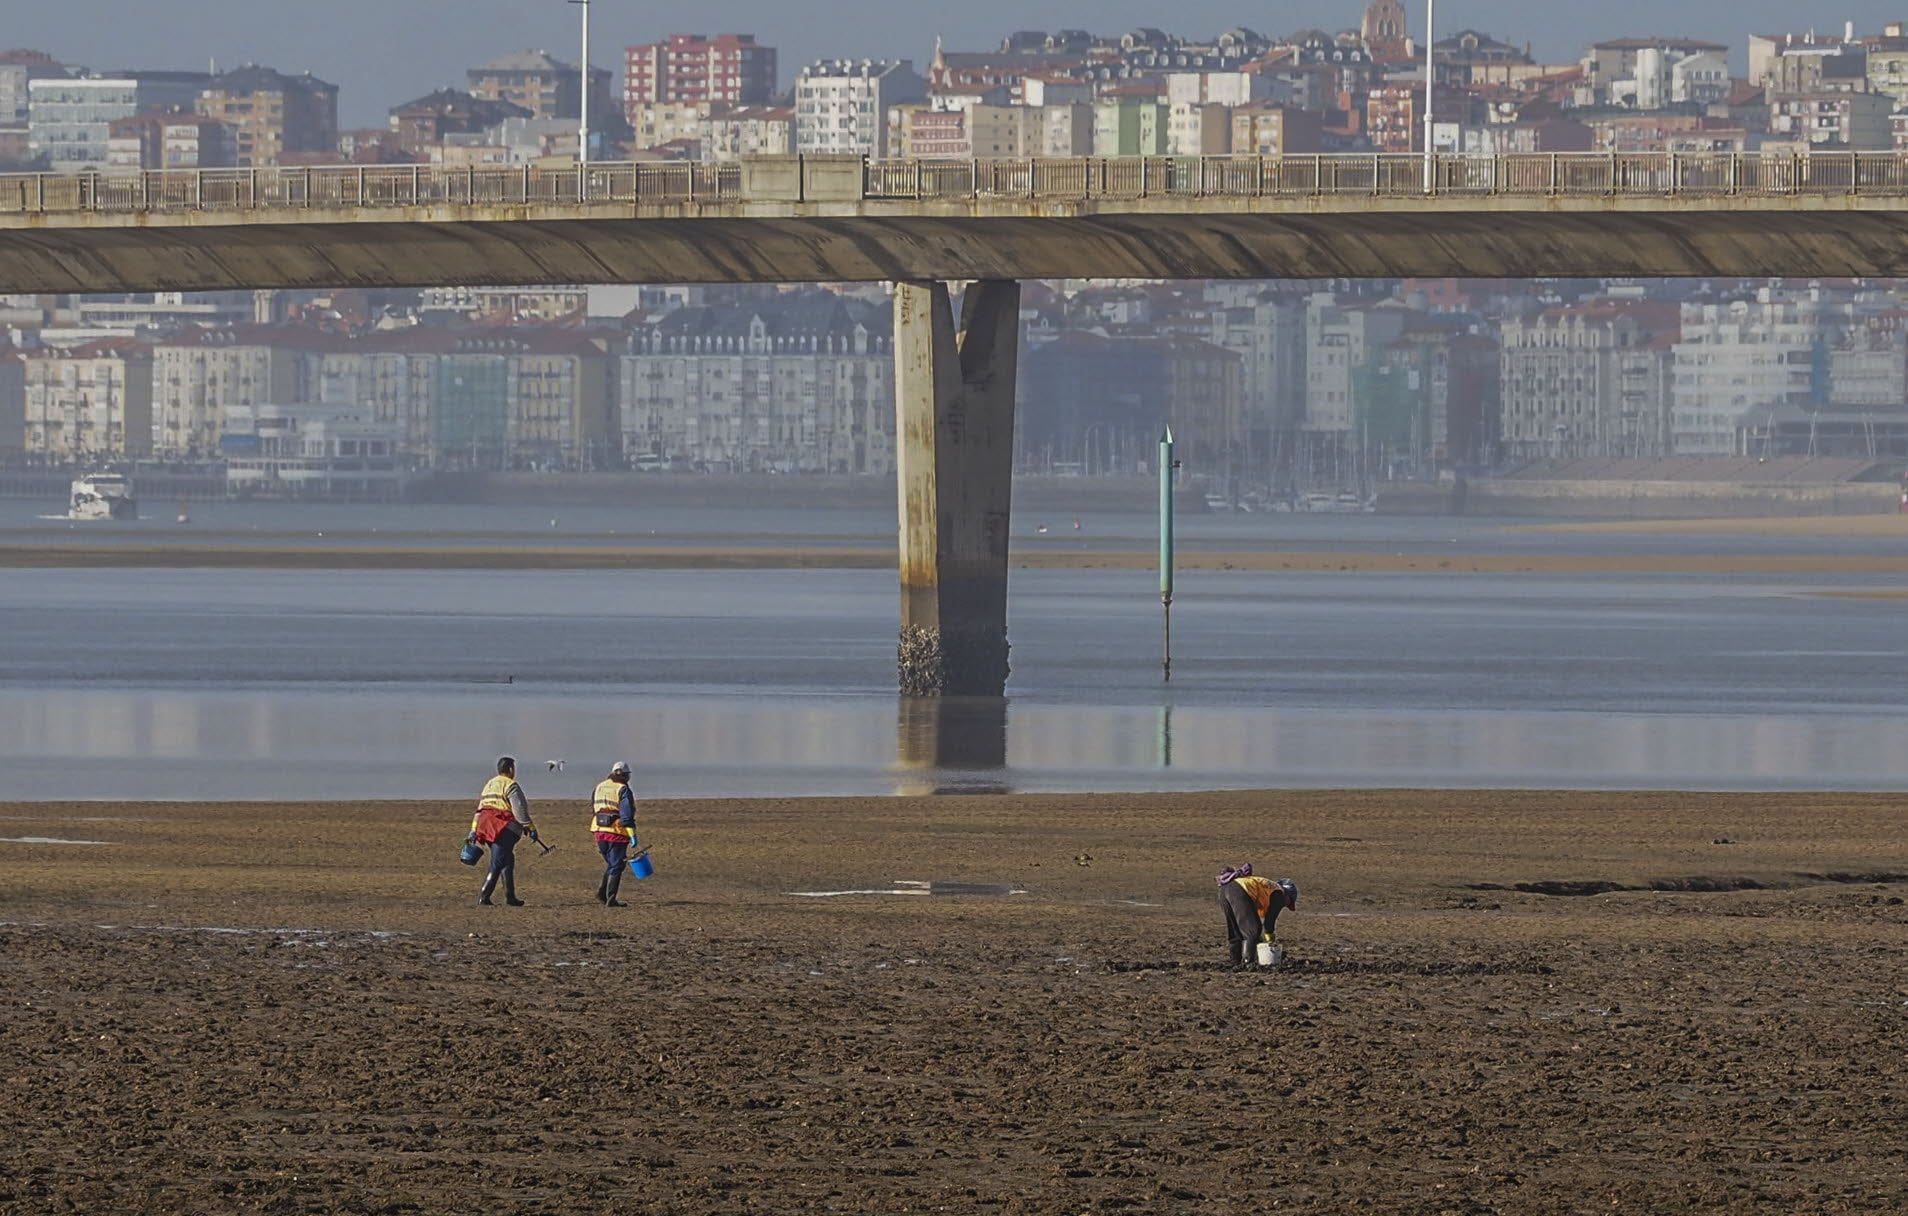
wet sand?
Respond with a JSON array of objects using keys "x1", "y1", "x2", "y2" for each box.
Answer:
[
  {"x1": 4, "y1": 790, "x2": 1905, "y2": 1213},
  {"x1": 1522, "y1": 515, "x2": 1908, "y2": 538}
]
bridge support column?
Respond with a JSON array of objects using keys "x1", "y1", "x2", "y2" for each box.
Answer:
[{"x1": 894, "y1": 279, "x2": 1020, "y2": 697}]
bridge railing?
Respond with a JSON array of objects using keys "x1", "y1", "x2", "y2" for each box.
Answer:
[{"x1": 5, "y1": 152, "x2": 1908, "y2": 215}]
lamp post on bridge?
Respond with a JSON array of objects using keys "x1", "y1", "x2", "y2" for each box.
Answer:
[
  {"x1": 1422, "y1": 0, "x2": 1436, "y2": 193},
  {"x1": 570, "y1": 0, "x2": 591, "y2": 166}
]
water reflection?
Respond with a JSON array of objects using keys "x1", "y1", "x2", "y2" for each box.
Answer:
[
  {"x1": 894, "y1": 697, "x2": 1011, "y2": 795},
  {"x1": 7, "y1": 687, "x2": 1908, "y2": 800}
]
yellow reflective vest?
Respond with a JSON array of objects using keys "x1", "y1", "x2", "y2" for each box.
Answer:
[
  {"x1": 478, "y1": 774, "x2": 518, "y2": 813},
  {"x1": 588, "y1": 778, "x2": 633, "y2": 839}
]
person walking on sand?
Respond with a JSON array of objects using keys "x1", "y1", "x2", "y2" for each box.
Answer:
[
  {"x1": 469, "y1": 756, "x2": 540, "y2": 907},
  {"x1": 589, "y1": 760, "x2": 639, "y2": 907},
  {"x1": 1217, "y1": 864, "x2": 1297, "y2": 968}
]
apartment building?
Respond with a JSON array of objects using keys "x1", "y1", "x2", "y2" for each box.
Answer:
[
  {"x1": 195, "y1": 66, "x2": 338, "y2": 166},
  {"x1": 621, "y1": 293, "x2": 894, "y2": 474},
  {"x1": 23, "y1": 339, "x2": 154, "y2": 461},
  {"x1": 1767, "y1": 90, "x2": 1892, "y2": 149},
  {"x1": 106, "y1": 109, "x2": 235, "y2": 169},
  {"x1": 468, "y1": 50, "x2": 612, "y2": 124},
  {"x1": 624, "y1": 34, "x2": 776, "y2": 121},
  {"x1": 1305, "y1": 299, "x2": 1407, "y2": 438},
  {"x1": 1499, "y1": 301, "x2": 1679, "y2": 460},
  {"x1": 151, "y1": 326, "x2": 333, "y2": 460},
  {"x1": 1672, "y1": 295, "x2": 1834, "y2": 455},
  {"x1": 387, "y1": 89, "x2": 530, "y2": 155},
  {"x1": 0, "y1": 49, "x2": 66, "y2": 126},
  {"x1": 28, "y1": 71, "x2": 209, "y2": 169},
  {"x1": 795, "y1": 60, "x2": 925, "y2": 156}
]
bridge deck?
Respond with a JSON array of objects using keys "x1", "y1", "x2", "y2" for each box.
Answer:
[{"x1": 4, "y1": 153, "x2": 1908, "y2": 291}]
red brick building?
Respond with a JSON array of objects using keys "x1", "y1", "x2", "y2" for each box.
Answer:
[{"x1": 623, "y1": 34, "x2": 776, "y2": 121}]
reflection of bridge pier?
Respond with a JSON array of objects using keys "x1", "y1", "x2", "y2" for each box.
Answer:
[
  {"x1": 895, "y1": 696, "x2": 1009, "y2": 795},
  {"x1": 895, "y1": 280, "x2": 1020, "y2": 698}
]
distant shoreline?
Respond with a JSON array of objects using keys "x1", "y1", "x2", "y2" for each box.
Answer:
[{"x1": 6, "y1": 541, "x2": 1908, "y2": 575}]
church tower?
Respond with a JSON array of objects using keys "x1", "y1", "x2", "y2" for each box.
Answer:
[{"x1": 1361, "y1": 0, "x2": 1409, "y2": 58}]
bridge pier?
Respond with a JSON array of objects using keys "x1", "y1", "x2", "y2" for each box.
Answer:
[{"x1": 893, "y1": 279, "x2": 1020, "y2": 698}]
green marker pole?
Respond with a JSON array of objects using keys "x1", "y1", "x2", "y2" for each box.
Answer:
[{"x1": 1160, "y1": 426, "x2": 1175, "y2": 683}]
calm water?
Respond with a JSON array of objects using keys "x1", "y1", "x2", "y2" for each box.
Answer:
[{"x1": 3, "y1": 547, "x2": 1908, "y2": 799}]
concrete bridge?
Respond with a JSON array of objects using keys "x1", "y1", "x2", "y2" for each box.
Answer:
[
  {"x1": 8, "y1": 151, "x2": 1908, "y2": 694},
  {"x1": 8, "y1": 152, "x2": 1908, "y2": 291}
]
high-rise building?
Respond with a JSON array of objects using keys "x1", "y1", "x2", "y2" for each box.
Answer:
[
  {"x1": 28, "y1": 71, "x2": 210, "y2": 169},
  {"x1": 151, "y1": 326, "x2": 335, "y2": 460},
  {"x1": 623, "y1": 34, "x2": 776, "y2": 123},
  {"x1": 23, "y1": 339, "x2": 154, "y2": 461},
  {"x1": 795, "y1": 60, "x2": 924, "y2": 156},
  {"x1": 1500, "y1": 301, "x2": 1680, "y2": 460},
  {"x1": 468, "y1": 50, "x2": 613, "y2": 123},
  {"x1": 1672, "y1": 294, "x2": 1839, "y2": 455},
  {"x1": 0, "y1": 49, "x2": 67, "y2": 125},
  {"x1": 195, "y1": 66, "x2": 339, "y2": 167}
]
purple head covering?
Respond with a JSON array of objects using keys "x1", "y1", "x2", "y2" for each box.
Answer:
[{"x1": 1216, "y1": 862, "x2": 1253, "y2": 887}]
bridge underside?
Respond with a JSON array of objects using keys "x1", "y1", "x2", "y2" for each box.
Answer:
[{"x1": 8, "y1": 207, "x2": 1908, "y2": 293}]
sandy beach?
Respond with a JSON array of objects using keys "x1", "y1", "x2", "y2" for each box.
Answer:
[{"x1": 4, "y1": 790, "x2": 1905, "y2": 1213}]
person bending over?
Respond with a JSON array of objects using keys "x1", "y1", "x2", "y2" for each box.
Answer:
[{"x1": 1217, "y1": 863, "x2": 1298, "y2": 967}]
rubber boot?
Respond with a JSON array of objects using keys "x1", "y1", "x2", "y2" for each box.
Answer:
[
  {"x1": 504, "y1": 876, "x2": 524, "y2": 907},
  {"x1": 477, "y1": 874, "x2": 497, "y2": 906}
]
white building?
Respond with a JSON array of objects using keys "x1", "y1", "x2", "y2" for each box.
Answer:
[
  {"x1": 795, "y1": 60, "x2": 925, "y2": 156},
  {"x1": 1167, "y1": 102, "x2": 1232, "y2": 155},
  {"x1": 1038, "y1": 102, "x2": 1094, "y2": 155},
  {"x1": 28, "y1": 72, "x2": 208, "y2": 169},
  {"x1": 151, "y1": 326, "x2": 331, "y2": 460},
  {"x1": 1165, "y1": 71, "x2": 1272, "y2": 107},
  {"x1": 1500, "y1": 302, "x2": 1679, "y2": 460},
  {"x1": 22, "y1": 339, "x2": 154, "y2": 461},
  {"x1": 1622, "y1": 47, "x2": 1731, "y2": 109},
  {"x1": 1827, "y1": 316, "x2": 1908, "y2": 406},
  {"x1": 1672, "y1": 295, "x2": 1835, "y2": 455},
  {"x1": 620, "y1": 294, "x2": 894, "y2": 473},
  {"x1": 1208, "y1": 294, "x2": 1308, "y2": 453},
  {"x1": 1304, "y1": 297, "x2": 1405, "y2": 437},
  {"x1": 222, "y1": 402, "x2": 403, "y2": 498}
]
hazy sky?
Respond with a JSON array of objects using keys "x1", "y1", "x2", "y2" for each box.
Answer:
[{"x1": 10, "y1": 1, "x2": 1904, "y2": 127}]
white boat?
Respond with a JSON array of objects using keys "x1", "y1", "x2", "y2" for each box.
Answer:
[{"x1": 68, "y1": 473, "x2": 138, "y2": 521}]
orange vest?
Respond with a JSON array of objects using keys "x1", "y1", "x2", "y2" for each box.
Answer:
[{"x1": 1235, "y1": 875, "x2": 1279, "y2": 918}]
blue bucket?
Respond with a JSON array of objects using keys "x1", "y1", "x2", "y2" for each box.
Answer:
[{"x1": 627, "y1": 848, "x2": 655, "y2": 880}]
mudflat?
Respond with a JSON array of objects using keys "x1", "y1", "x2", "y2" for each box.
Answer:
[{"x1": 4, "y1": 790, "x2": 1905, "y2": 1214}]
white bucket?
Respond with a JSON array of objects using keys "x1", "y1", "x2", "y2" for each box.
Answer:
[{"x1": 1255, "y1": 941, "x2": 1285, "y2": 969}]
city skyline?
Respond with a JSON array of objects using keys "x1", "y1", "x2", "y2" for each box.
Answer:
[{"x1": 11, "y1": 0, "x2": 1908, "y2": 126}]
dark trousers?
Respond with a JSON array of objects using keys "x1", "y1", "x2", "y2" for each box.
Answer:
[
  {"x1": 479, "y1": 825, "x2": 521, "y2": 902},
  {"x1": 1221, "y1": 881, "x2": 1268, "y2": 965},
  {"x1": 596, "y1": 838, "x2": 630, "y2": 902}
]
